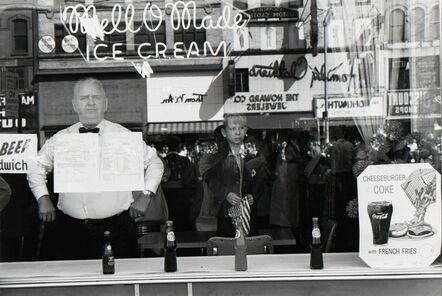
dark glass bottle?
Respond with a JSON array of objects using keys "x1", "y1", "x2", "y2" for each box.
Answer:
[
  {"x1": 164, "y1": 220, "x2": 177, "y2": 272},
  {"x1": 310, "y1": 217, "x2": 324, "y2": 269},
  {"x1": 102, "y1": 231, "x2": 115, "y2": 274},
  {"x1": 234, "y1": 219, "x2": 247, "y2": 271}
]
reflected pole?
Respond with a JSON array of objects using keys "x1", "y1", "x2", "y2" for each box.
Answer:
[
  {"x1": 439, "y1": 0, "x2": 442, "y2": 165},
  {"x1": 323, "y1": 7, "x2": 334, "y2": 144}
]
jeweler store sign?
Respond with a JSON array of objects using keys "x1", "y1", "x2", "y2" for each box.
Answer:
[
  {"x1": 224, "y1": 92, "x2": 300, "y2": 113},
  {"x1": 358, "y1": 164, "x2": 441, "y2": 268},
  {"x1": 0, "y1": 134, "x2": 37, "y2": 173}
]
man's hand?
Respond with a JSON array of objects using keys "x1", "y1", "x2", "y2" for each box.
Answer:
[
  {"x1": 38, "y1": 195, "x2": 56, "y2": 222},
  {"x1": 129, "y1": 191, "x2": 153, "y2": 219},
  {"x1": 226, "y1": 192, "x2": 242, "y2": 206}
]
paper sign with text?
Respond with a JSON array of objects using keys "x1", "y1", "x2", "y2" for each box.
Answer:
[
  {"x1": 358, "y1": 164, "x2": 441, "y2": 268},
  {"x1": 0, "y1": 134, "x2": 37, "y2": 173},
  {"x1": 54, "y1": 132, "x2": 144, "y2": 193}
]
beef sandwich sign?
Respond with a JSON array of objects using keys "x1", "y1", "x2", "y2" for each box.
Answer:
[
  {"x1": 0, "y1": 134, "x2": 37, "y2": 173},
  {"x1": 358, "y1": 163, "x2": 441, "y2": 268}
]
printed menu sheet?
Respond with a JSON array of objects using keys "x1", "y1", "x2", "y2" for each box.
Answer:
[
  {"x1": 54, "y1": 132, "x2": 144, "y2": 193},
  {"x1": 358, "y1": 163, "x2": 441, "y2": 268}
]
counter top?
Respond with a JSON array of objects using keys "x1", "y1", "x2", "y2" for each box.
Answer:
[{"x1": 0, "y1": 253, "x2": 441, "y2": 288}]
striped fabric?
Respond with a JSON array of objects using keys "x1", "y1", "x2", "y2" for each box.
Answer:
[{"x1": 240, "y1": 197, "x2": 251, "y2": 236}]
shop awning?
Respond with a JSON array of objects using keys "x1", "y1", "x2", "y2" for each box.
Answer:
[
  {"x1": 147, "y1": 121, "x2": 223, "y2": 135},
  {"x1": 246, "y1": 113, "x2": 315, "y2": 129}
]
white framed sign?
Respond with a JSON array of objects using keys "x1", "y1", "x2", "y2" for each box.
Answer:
[
  {"x1": 0, "y1": 134, "x2": 37, "y2": 173},
  {"x1": 314, "y1": 96, "x2": 384, "y2": 118},
  {"x1": 146, "y1": 72, "x2": 224, "y2": 122},
  {"x1": 54, "y1": 133, "x2": 144, "y2": 193},
  {"x1": 358, "y1": 163, "x2": 441, "y2": 268}
]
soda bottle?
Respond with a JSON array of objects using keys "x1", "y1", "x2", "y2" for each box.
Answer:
[
  {"x1": 234, "y1": 219, "x2": 247, "y2": 271},
  {"x1": 102, "y1": 231, "x2": 115, "y2": 274},
  {"x1": 164, "y1": 220, "x2": 177, "y2": 272},
  {"x1": 310, "y1": 217, "x2": 324, "y2": 269}
]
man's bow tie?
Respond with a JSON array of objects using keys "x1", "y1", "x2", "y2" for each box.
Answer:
[{"x1": 79, "y1": 127, "x2": 100, "y2": 133}]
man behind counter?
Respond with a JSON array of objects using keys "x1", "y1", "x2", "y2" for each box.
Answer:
[{"x1": 27, "y1": 77, "x2": 163, "y2": 260}]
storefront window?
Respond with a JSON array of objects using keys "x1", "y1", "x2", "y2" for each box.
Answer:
[{"x1": 0, "y1": 0, "x2": 441, "y2": 265}]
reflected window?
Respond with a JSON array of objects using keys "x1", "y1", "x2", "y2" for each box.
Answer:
[
  {"x1": 410, "y1": 8, "x2": 425, "y2": 42},
  {"x1": 54, "y1": 24, "x2": 87, "y2": 54},
  {"x1": 134, "y1": 22, "x2": 166, "y2": 54},
  {"x1": 233, "y1": 0, "x2": 248, "y2": 10},
  {"x1": 358, "y1": 57, "x2": 374, "y2": 94},
  {"x1": 174, "y1": 21, "x2": 206, "y2": 49},
  {"x1": 288, "y1": 0, "x2": 303, "y2": 8},
  {"x1": 235, "y1": 68, "x2": 249, "y2": 92},
  {"x1": 430, "y1": 6, "x2": 440, "y2": 40},
  {"x1": 389, "y1": 58, "x2": 410, "y2": 90},
  {"x1": 261, "y1": 0, "x2": 275, "y2": 7},
  {"x1": 389, "y1": 9, "x2": 406, "y2": 43},
  {"x1": 95, "y1": 24, "x2": 127, "y2": 54},
  {"x1": 261, "y1": 24, "x2": 276, "y2": 50},
  {"x1": 7, "y1": 67, "x2": 26, "y2": 90},
  {"x1": 12, "y1": 19, "x2": 28, "y2": 54},
  {"x1": 355, "y1": 0, "x2": 371, "y2": 5},
  {"x1": 412, "y1": 56, "x2": 440, "y2": 88}
]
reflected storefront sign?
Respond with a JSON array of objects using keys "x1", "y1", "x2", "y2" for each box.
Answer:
[
  {"x1": 0, "y1": 93, "x2": 38, "y2": 131},
  {"x1": 228, "y1": 53, "x2": 363, "y2": 114},
  {"x1": 314, "y1": 95, "x2": 384, "y2": 119},
  {"x1": 146, "y1": 71, "x2": 224, "y2": 122},
  {"x1": 224, "y1": 92, "x2": 300, "y2": 113},
  {"x1": 387, "y1": 88, "x2": 441, "y2": 119}
]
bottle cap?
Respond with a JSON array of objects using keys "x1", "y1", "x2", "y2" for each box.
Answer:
[
  {"x1": 104, "y1": 230, "x2": 111, "y2": 236},
  {"x1": 312, "y1": 217, "x2": 319, "y2": 223},
  {"x1": 166, "y1": 220, "x2": 173, "y2": 227}
]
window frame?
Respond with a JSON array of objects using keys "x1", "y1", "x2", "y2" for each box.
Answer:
[
  {"x1": 11, "y1": 18, "x2": 28, "y2": 55},
  {"x1": 134, "y1": 21, "x2": 166, "y2": 54},
  {"x1": 54, "y1": 24, "x2": 87, "y2": 54},
  {"x1": 6, "y1": 66, "x2": 27, "y2": 91},
  {"x1": 388, "y1": 8, "x2": 406, "y2": 43},
  {"x1": 95, "y1": 23, "x2": 127, "y2": 55},
  {"x1": 355, "y1": 0, "x2": 371, "y2": 6},
  {"x1": 235, "y1": 68, "x2": 250, "y2": 92},
  {"x1": 409, "y1": 7, "x2": 425, "y2": 42},
  {"x1": 173, "y1": 20, "x2": 206, "y2": 50},
  {"x1": 429, "y1": 6, "x2": 440, "y2": 41},
  {"x1": 233, "y1": 0, "x2": 248, "y2": 10}
]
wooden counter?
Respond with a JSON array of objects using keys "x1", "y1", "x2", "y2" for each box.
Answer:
[{"x1": 0, "y1": 253, "x2": 441, "y2": 296}]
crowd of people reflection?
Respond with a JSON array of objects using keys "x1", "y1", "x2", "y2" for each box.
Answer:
[{"x1": 1, "y1": 123, "x2": 441, "y2": 261}]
